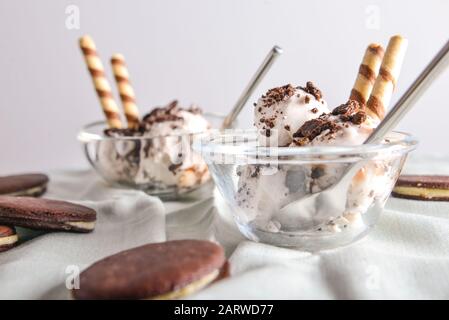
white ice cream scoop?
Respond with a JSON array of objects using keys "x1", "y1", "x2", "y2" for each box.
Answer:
[
  {"x1": 255, "y1": 84, "x2": 330, "y2": 147},
  {"x1": 280, "y1": 39, "x2": 449, "y2": 218}
]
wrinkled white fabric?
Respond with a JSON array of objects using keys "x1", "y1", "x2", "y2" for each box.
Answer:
[
  {"x1": 1, "y1": 155, "x2": 449, "y2": 299},
  {"x1": 0, "y1": 171, "x2": 165, "y2": 299}
]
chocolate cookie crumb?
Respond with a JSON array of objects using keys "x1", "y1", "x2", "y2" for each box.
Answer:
[
  {"x1": 187, "y1": 105, "x2": 203, "y2": 115},
  {"x1": 168, "y1": 163, "x2": 182, "y2": 174},
  {"x1": 260, "y1": 84, "x2": 296, "y2": 108},
  {"x1": 291, "y1": 136, "x2": 310, "y2": 146},
  {"x1": 265, "y1": 129, "x2": 271, "y2": 137},
  {"x1": 142, "y1": 100, "x2": 184, "y2": 125},
  {"x1": 331, "y1": 100, "x2": 367, "y2": 125},
  {"x1": 332, "y1": 100, "x2": 362, "y2": 119},
  {"x1": 293, "y1": 116, "x2": 340, "y2": 141},
  {"x1": 300, "y1": 81, "x2": 322, "y2": 100},
  {"x1": 304, "y1": 96, "x2": 310, "y2": 104},
  {"x1": 250, "y1": 166, "x2": 261, "y2": 178},
  {"x1": 311, "y1": 166, "x2": 325, "y2": 179},
  {"x1": 351, "y1": 111, "x2": 367, "y2": 125},
  {"x1": 104, "y1": 127, "x2": 144, "y2": 137}
]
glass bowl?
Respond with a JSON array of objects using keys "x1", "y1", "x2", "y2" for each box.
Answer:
[
  {"x1": 195, "y1": 129, "x2": 417, "y2": 251},
  {"x1": 78, "y1": 113, "x2": 225, "y2": 200}
]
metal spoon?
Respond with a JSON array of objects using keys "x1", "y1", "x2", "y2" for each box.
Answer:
[
  {"x1": 280, "y1": 39, "x2": 449, "y2": 219},
  {"x1": 221, "y1": 45, "x2": 283, "y2": 129}
]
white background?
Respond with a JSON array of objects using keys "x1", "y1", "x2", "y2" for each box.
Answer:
[{"x1": 0, "y1": 0, "x2": 448, "y2": 174}]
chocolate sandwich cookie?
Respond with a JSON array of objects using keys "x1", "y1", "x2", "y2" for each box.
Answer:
[
  {"x1": 392, "y1": 175, "x2": 449, "y2": 201},
  {"x1": 0, "y1": 196, "x2": 96, "y2": 233},
  {"x1": 0, "y1": 173, "x2": 49, "y2": 197},
  {"x1": 0, "y1": 225, "x2": 18, "y2": 252},
  {"x1": 73, "y1": 240, "x2": 229, "y2": 300}
]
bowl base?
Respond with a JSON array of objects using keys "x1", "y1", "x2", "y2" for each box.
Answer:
[
  {"x1": 111, "y1": 179, "x2": 214, "y2": 201},
  {"x1": 235, "y1": 208, "x2": 381, "y2": 252}
]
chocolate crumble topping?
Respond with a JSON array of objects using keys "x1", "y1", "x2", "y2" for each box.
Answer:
[
  {"x1": 266, "y1": 119, "x2": 275, "y2": 128},
  {"x1": 104, "y1": 127, "x2": 144, "y2": 137},
  {"x1": 141, "y1": 100, "x2": 184, "y2": 126},
  {"x1": 293, "y1": 116, "x2": 340, "y2": 141},
  {"x1": 351, "y1": 111, "x2": 367, "y2": 125},
  {"x1": 300, "y1": 81, "x2": 322, "y2": 100},
  {"x1": 265, "y1": 129, "x2": 271, "y2": 137},
  {"x1": 291, "y1": 136, "x2": 310, "y2": 146},
  {"x1": 304, "y1": 96, "x2": 310, "y2": 104},
  {"x1": 291, "y1": 99, "x2": 369, "y2": 146},
  {"x1": 332, "y1": 99, "x2": 361, "y2": 117},
  {"x1": 311, "y1": 166, "x2": 325, "y2": 179},
  {"x1": 332, "y1": 100, "x2": 367, "y2": 124},
  {"x1": 260, "y1": 84, "x2": 296, "y2": 108},
  {"x1": 250, "y1": 166, "x2": 261, "y2": 178},
  {"x1": 168, "y1": 162, "x2": 182, "y2": 174},
  {"x1": 187, "y1": 105, "x2": 203, "y2": 115}
]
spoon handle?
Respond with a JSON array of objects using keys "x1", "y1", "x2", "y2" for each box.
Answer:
[
  {"x1": 365, "y1": 39, "x2": 449, "y2": 144},
  {"x1": 221, "y1": 46, "x2": 283, "y2": 129}
]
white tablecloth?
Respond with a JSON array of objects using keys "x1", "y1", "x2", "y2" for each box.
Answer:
[{"x1": 1, "y1": 154, "x2": 449, "y2": 299}]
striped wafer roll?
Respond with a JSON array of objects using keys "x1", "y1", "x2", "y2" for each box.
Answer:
[
  {"x1": 79, "y1": 35, "x2": 122, "y2": 128},
  {"x1": 350, "y1": 43, "x2": 384, "y2": 106},
  {"x1": 111, "y1": 54, "x2": 140, "y2": 129},
  {"x1": 366, "y1": 35, "x2": 408, "y2": 119}
]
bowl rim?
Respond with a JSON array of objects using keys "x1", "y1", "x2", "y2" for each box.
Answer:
[
  {"x1": 77, "y1": 112, "x2": 226, "y2": 142},
  {"x1": 194, "y1": 129, "x2": 418, "y2": 159}
]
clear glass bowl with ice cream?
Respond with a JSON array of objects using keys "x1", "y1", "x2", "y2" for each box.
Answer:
[
  {"x1": 197, "y1": 127, "x2": 416, "y2": 250},
  {"x1": 79, "y1": 101, "x2": 225, "y2": 199},
  {"x1": 196, "y1": 35, "x2": 418, "y2": 250},
  {"x1": 77, "y1": 36, "x2": 285, "y2": 200},
  {"x1": 76, "y1": 35, "x2": 227, "y2": 199}
]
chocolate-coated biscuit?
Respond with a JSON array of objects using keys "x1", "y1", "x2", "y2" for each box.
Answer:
[
  {"x1": 0, "y1": 174, "x2": 49, "y2": 197},
  {"x1": 0, "y1": 196, "x2": 96, "y2": 233},
  {"x1": 392, "y1": 175, "x2": 449, "y2": 201},
  {"x1": 0, "y1": 225, "x2": 18, "y2": 252},
  {"x1": 73, "y1": 240, "x2": 228, "y2": 300}
]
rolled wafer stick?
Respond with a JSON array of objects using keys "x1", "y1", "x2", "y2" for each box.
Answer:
[
  {"x1": 350, "y1": 43, "x2": 385, "y2": 106},
  {"x1": 111, "y1": 54, "x2": 140, "y2": 129},
  {"x1": 366, "y1": 35, "x2": 408, "y2": 119},
  {"x1": 79, "y1": 35, "x2": 122, "y2": 128}
]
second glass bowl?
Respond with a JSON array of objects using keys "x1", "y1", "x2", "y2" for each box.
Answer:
[
  {"x1": 78, "y1": 113, "x2": 225, "y2": 200},
  {"x1": 196, "y1": 129, "x2": 417, "y2": 251}
]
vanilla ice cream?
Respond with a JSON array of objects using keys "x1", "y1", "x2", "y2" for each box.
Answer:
[
  {"x1": 98, "y1": 100, "x2": 211, "y2": 190},
  {"x1": 289, "y1": 99, "x2": 392, "y2": 231},
  {"x1": 254, "y1": 83, "x2": 329, "y2": 147},
  {"x1": 291, "y1": 100, "x2": 379, "y2": 148},
  {"x1": 236, "y1": 83, "x2": 390, "y2": 234},
  {"x1": 235, "y1": 165, "x2": 289, "y2": 228}
]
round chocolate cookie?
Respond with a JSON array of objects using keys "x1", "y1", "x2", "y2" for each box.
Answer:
[
  {"x1": 73, "y1": 240, "x2": 228, "y2": 300},
  {"x1": 0, "y1": 225, "x2": 18, "y2": 252},
  {"x1": 0, "y1": 196, "x2": 96, "y2": 233},
  {"x1": 0, "y1": 173, "x2": 49, "y2": 197},
  {"x1": 392, "y1": 175, "x2": 449, "y2": 201}
]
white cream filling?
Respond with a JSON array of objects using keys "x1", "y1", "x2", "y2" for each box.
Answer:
[
  {"x1": 394, "y1": 186, "x2": 449, "y2": 198},
  {"x1": 0, "y1": 234, "x2": 18, "y2": 246},
  {"x1": 5, "y1": 185, "x2": 46, "y2": 196},
  {"x1": 65, "y1": 221, "x2": 96, "y2": 230},
  {"x1": 151, "y1": 269, "x2": 220, "y2": 300}
]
